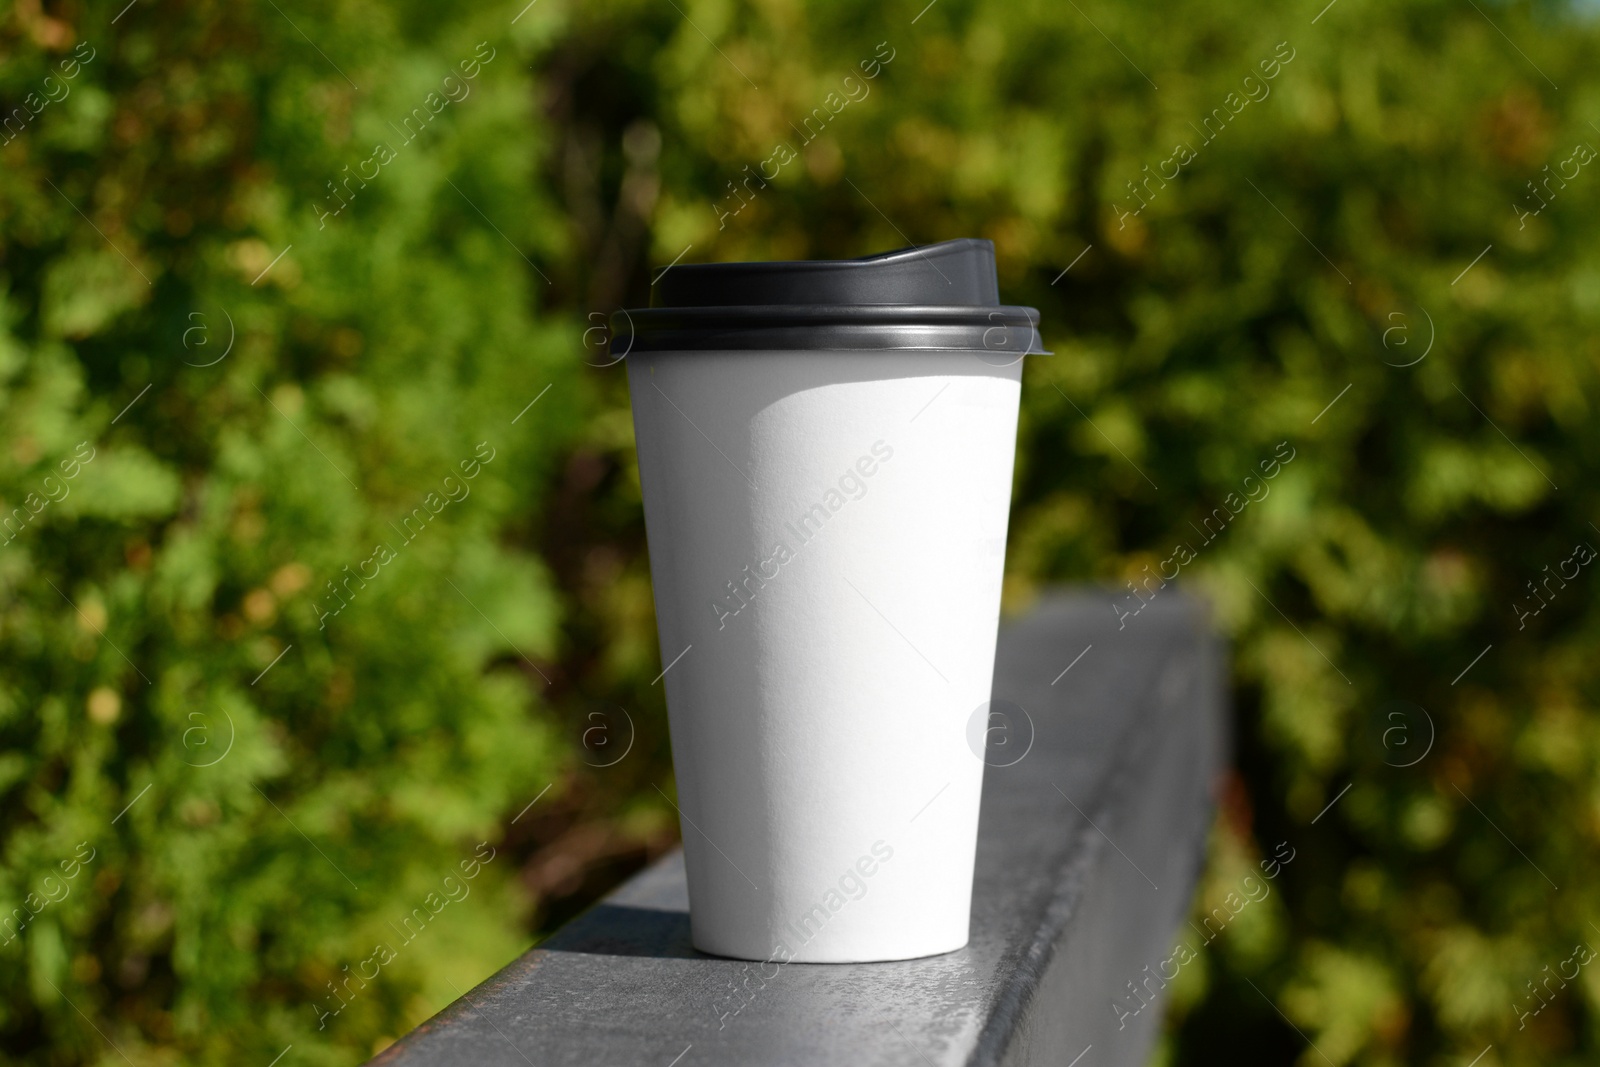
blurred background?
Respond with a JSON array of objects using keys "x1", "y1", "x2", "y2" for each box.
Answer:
[{"x1": 1, "y1": 0, "x2": 1596, "y2": 1063}]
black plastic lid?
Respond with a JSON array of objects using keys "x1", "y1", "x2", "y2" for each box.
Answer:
[{"x1": 612, "y1": 239, "x2": 1047, "y2": 355}]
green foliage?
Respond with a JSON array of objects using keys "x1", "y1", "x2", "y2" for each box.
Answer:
[
  {"x1": 1, "y1": 0, "x2": 578, "y2": 1061},
  {"x1": 3, "y1": 0, "x2": 1599, "y2": 1063}
]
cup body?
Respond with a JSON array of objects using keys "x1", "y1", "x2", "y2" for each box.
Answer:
[{"x1": 628, "y1": 348, "x2": 1021, "y2": 962}]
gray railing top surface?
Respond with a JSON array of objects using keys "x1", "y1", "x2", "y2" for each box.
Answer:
[{"x1": 373, "y1": 590, "x2": 1226, "y2": 1067}]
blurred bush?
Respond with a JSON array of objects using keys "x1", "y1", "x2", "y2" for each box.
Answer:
[
  {"x1": 1, "y1": 0, "x2": 1596, "y2": 1064},
  {"x1": 0, "y1": 1, "x2": 583, "y2": 1062}
]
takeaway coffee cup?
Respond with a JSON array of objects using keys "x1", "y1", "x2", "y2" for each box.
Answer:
[{"x1": 617, "y1": 239, "x2": 1045, "y2": 963}]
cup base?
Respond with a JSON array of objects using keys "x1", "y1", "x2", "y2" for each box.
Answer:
[{"x1": 691, "y1": 932, "x2": 970, "y2": 965}]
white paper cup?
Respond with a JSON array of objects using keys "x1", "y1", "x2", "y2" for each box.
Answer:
[{"x1": 620, "y1": 240, "x2": 1043, "y2": 963}]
